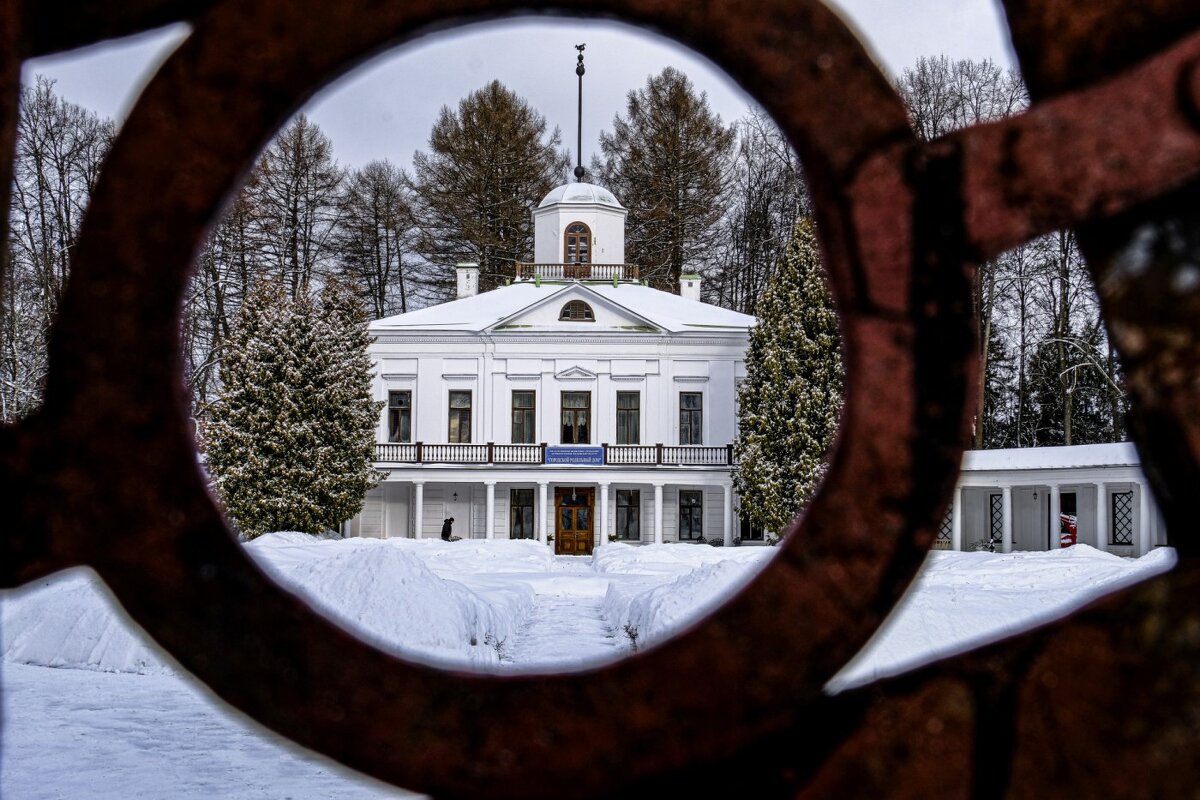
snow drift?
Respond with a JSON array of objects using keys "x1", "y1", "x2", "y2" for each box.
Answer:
[
  {"x1": 1, "y1": 534, "x2": 541, "y2": 673},
  {"x1": 2, "y1": 535, "x2": 1176, "y2": 694}
]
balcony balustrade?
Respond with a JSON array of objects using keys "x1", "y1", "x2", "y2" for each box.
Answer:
[
  {"x1": 514, "y1": 263, "x2": 639, "y2": 282},
  {"x1": 374, "y1": 442, "x2": 733, "y2": 467}
]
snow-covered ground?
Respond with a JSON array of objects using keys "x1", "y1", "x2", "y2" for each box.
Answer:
[{"x1": 1, "y1": 537, "x2": 1176, "y2": 798}]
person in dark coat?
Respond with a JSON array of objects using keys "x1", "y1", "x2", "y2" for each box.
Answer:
[{"x1": 441, "y1": 517, "x2": 454, "y2": 541}]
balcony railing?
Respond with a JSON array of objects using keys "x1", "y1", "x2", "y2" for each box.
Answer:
[
  {"x1": 515, "y1": 263, "x2": 639, "y2": 282},
  {"x1": 374, "y1": 442, "x2": 733, "y2": 467}
]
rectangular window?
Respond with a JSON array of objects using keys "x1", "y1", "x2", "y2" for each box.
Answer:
[
  {"x1": 560, "y1": 391, "x2": 591, "y2": 444},
  {"x1": 679, "y1": 392, "x2": 703, "y2": 445},
  {"x1": 1111, "y1": 490, "x2": 1134, "y2": 545},
  {"x1": 510, "y1": 488, "x2": 535, "y2": 539},
  {"x1": 739, "y1": 512, "x2": 765, "y2": 542},
  {"x1": 934, "y1": 506, "x2": 952, "y2": 550},
  {"x1": 989, "y1": 493, "x2": 1003, "y2": 544},
  {"x1": 615, "y1": 489, "x2": 641, "y2": 541},
  {"x1": 448, "y1": 390, "x2": 471, "y2": 443},
  {"x1": 387, "y1": 390, "x2": 411, "y2": 443},
  {"x1": 679, "y1": 490, "x2": 704, "y2": 541},
  {"x1": 511, "y1": 391, "x2": 535, "y2": 444},
  {"x1": 616, "y1": 392, "x2": 640, "y2": 445}
]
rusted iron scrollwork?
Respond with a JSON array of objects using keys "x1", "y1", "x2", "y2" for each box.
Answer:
[{"x1": 1, "y1": 1, "x2": 1199, "y2": 797}]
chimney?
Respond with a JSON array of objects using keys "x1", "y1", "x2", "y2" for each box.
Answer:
[
  {"x1": 456, "y1": 262, "x2": 479, "y2": 298},
  {"x1": 679, "y1": 273, "x2": 702, "y2": 303}
]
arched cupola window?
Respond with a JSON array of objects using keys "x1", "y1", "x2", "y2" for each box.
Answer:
[
  {"x1": 559, "y1": 300, "x2": 595, "y2": 322},
  {"x1": 564, "y1": 222, "x2": 591, "y2": 264}
]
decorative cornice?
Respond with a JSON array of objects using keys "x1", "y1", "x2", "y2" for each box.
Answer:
[
  {"x1": 673, "y1": 375, "x2": 710, "y2": 383},
  {"x1": 372, "y1": 333, "x2": 744, "y2": 348},
  {"x1": 441, "y1": 373, "x2": 478, "y2": 381},
  {"x1": 380, "y1": 373, "x2": 417, "y2": 380},
  {"x1": 610, "y1": 375, "x2": 646, "y2": 382}
]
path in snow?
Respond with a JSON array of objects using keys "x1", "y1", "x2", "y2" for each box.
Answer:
[{"x1": 502, "y1": 556, "x2": 624, "y2": 670}]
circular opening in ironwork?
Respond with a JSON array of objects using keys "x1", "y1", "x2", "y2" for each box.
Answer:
[{"x1": 196, "y1": 17, "x2": 842, "y2": 674}]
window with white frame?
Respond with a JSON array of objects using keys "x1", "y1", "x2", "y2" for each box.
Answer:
[
  {"x1": 679, "y1": 490, "x2": 704, "y2": 541},
  {"x1": 679, "y1": 392, "x2": 703, "y2": 445},
  {"x1": 387, "y1": 390, "x2": 411, "y2": 443},
  {"x1": 561, "y1": 391, "x2": 591, "y2": 444},
  {"x1": 739, "y1": 512, "x2": 765, "y2": 542},
  {"x1": 989, "y1": 493, "x2": 1003, "y2": 544},
  {"x1": 510, "y1": 488, "x2": 535, "y2": 539},
  {"x1": 935, "y1": 506, "x2": 952, "y2": 550},
  {"x1": 615, "y1": 489, "x2": 640, "y2": 541},
  {"x1": 616, "y1": 391, "x2": 640, "y2": 445},
  {"x1": 511, "y1": 390, "x2": 535, "y2": 444},
  {"x1": 1111, "y1": 490, "x2": 1134, "y2": 545},
  {"x1": 448, "y1": 390, "x2": 471, "y2": 443}
]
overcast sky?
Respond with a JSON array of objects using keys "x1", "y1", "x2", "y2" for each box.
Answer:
[{"x1": 22, "y1": 1, "x2": 1015, "y2": 171}]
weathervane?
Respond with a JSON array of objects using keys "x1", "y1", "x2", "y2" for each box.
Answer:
[{"x1": 574, "y1": 43, "x2": 586, "y2": 181}]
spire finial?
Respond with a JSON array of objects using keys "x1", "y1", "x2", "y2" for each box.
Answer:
[{"x1": 574, "y1": 44, "x2": 586, "y2": 181}]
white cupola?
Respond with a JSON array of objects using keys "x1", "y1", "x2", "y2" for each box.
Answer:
[{"x1": 532, "y1": 181, "x2": 627, "y2": 265}]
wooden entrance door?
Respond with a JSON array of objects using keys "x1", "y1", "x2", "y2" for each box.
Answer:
[{"x1": 554, "y1": 487, "x2": 595, "y2": 556}]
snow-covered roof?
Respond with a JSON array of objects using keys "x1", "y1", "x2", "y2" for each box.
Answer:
[
  {"x1": 961, "y1": 442, "x2": 1140, "y2": 472},
  {"x1": 538, "y1": 181, "x2": 623, "y2": 209},
  {"x1": 371, "y1": 281, "x2": 755, "y2": 335}
]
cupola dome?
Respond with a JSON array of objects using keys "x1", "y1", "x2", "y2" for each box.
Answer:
[{"x1": 537, "y1": 181, "x2": 624, "y2": 209}]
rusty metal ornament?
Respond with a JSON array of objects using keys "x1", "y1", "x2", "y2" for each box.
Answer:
[{"x1": 1, "y1": 1, "x2": 1199, "y2": 798}]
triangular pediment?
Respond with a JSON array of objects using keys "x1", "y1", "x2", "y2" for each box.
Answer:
[
  {"x1": 487, "y1": 284, "x2": 664, "y2": 333},
  {"x1": 555, "y1": 365, "x2": 599, "y2": 381}
]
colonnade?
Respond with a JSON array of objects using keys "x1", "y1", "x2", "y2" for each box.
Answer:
[
  {"x1": 408, "y1": 478, "x2": 736, "y2": 545},
  {"x1": 948, "y1": 479, "x2": 1153, "y2": 553}
]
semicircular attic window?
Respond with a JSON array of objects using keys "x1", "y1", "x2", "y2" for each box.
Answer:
[{"x1": 559, "y1": 300, "x2": 595, "y2": 322}]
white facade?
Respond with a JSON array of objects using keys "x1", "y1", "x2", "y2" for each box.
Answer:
[
  {"x1": 347, "y1": 180, "x2": 1162, "y2": 556},
  {"x1": 348, "y1": 181, "x2": 754, "y2": 554},
  {"x1": 938, "y1": 443, "x2": 1166, "y2": 557}
]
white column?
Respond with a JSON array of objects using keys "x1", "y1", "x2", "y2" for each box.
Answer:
[
  {"x1": 538, "y1": 481, "x2": 549, "y2": 544},
  {"x1": 485, "y1": 481, "x2": 496, "y2": 540},
  {"x1": 653, "y1": 483, "x2": 664, "y2": 544},
  {"x1": 413, "y1": 481, "x2": 425, "y2": 540},
  {"x1": 723, "y1": 482, "x2": 734, "y2": 547},
  {"x1": 950, "y1": 488, "x2": 962, "y2": 551},
  {"x1": 1138, "y1": 480, "x2": 1152, "y2": 556},
  {"x1": 1095, "y1": 482, "x2": 1108, "y2": 553},
  {"x1": 381, "y1": 486, "x2": 390, "y2": 539},
  {"x1": 599, "y1": 482, "x2": 610, "y2": 548},
  {"x1": 1049, "y1": 484, "x2": 1061, "y2": 550},
  {"x1": 1001, "y1": 485, "x2": 1013, "y2": 553}
]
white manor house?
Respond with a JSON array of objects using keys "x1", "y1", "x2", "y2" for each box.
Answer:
[
  {"x1": 346, "y1": 179, "x2": 1166, "y2": 557},
  {"x1": 348, "y1": 181, "x2": 755, "y2": 555}
]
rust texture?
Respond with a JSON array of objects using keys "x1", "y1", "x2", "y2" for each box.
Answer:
[{"x1": 0, "y1": 1, "x2": 1198, "y2": 798}]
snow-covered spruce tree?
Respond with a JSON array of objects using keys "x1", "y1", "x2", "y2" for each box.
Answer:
[
  {"x1": 732, "y1": 218, "x2": 842, "y2": 537},
  {"x1": 310, "y1": 278, "x2": 384, "y2": 526},
  {"x1": 205, "y1": 278, "x2": 381, "y2": 538}
]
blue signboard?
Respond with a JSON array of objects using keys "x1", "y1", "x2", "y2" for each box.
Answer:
[{"x1": 544, "y1": 446, "x2": 605, "y2": 466}]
